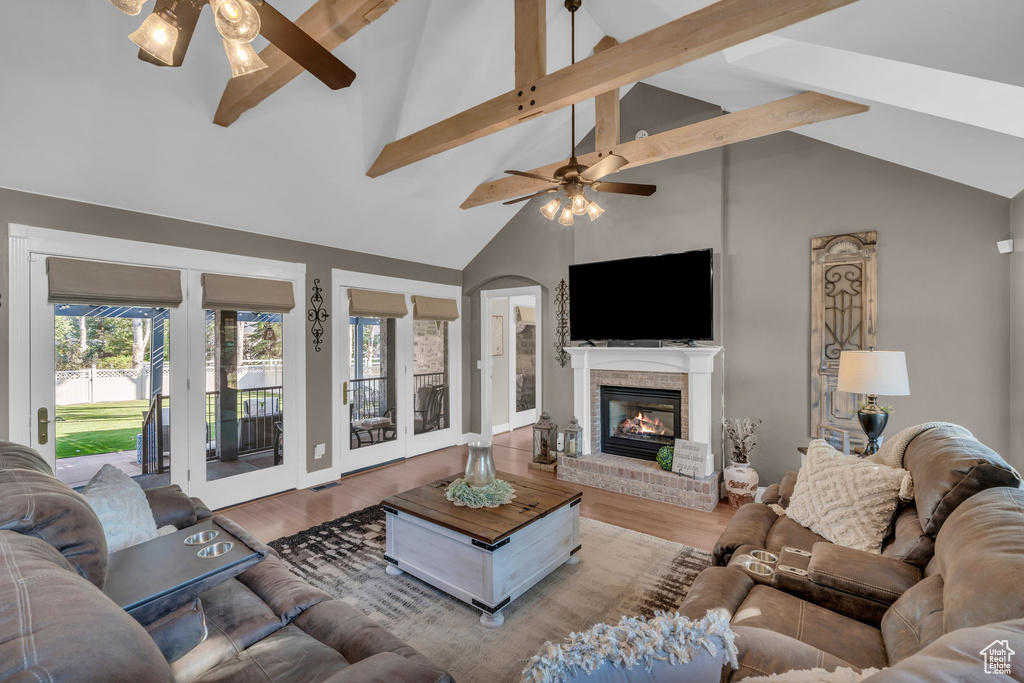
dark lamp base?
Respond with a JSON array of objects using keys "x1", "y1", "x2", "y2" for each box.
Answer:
[{"x1": 857, "y1": 408, "x2": 889, "y2": 455}]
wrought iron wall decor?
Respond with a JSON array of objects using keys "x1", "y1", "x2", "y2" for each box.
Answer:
[
  {"x1": 307, "y1": 278, "x2": 329, "y2": 352},
  {"x1": 554, "y1": 278, "x2": 570, "y2": 367},
  {"x1": 810, "y1": 232, "x2": 877, "y2": 444}
]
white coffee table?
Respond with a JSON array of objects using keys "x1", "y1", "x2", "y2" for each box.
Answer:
[{"x1": 382, "y1": 473, "x2": 582, "y2": 627}]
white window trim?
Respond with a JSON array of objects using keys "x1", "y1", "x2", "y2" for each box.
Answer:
[
  {"x1": 330, "y1": 268, "x2": 462, "y2": 479},
  {"x1": 7, "y1": 224, "x2": 307, "y2": 499}
]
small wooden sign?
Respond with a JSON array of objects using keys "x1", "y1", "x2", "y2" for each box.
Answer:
[
  {"x1": 818, "y1": 426, "x2": 851, "y2": 455},
  {"x1": 672, "y1": 439, "x2": 709, "y2": 478}
]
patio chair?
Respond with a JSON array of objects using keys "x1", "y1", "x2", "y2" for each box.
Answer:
[{"x1": 414, "y1": 385, "x2": 446, "y2": 433}]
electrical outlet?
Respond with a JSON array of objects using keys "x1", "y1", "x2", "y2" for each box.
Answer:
[{"x1": 314, "y1": 443, "x2": 326, "y2": 459}]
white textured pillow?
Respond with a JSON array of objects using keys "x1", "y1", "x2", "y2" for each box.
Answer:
[
  {"x1": 786, "y1": 440, "x2": 908, "y2": 554},
  {"x1": 81, "y1": 464, "x2": 158, "y2": 552}
]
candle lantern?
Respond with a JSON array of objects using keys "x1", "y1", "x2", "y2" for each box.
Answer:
[
  {"x1": 533, "y1": 412, "x2": 557, "y2": 464},
  {"x1": 564, "y1": 416, "x2": 582, "y2": 458}
]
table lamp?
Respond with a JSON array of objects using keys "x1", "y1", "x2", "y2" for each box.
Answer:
[{"x1": 837, "y1": 348, "x2": 910, "y2": 455}]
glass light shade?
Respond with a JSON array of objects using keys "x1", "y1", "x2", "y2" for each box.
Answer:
[
  {"x1": 837, "y1": 350, "x2": 910, "y2": 396},
  {"x1": 571, "y1": 192, "x2": 589, "y2": 216},
  {"x1": 558, "y1": 206, "x2": 575, "y2": 226},
  {"x1": 587, "y1": 200, "x2": 605, "y2": 221},
  {"x1": 223, "y1": 39, "x2": 267, "y2": 78},
  {"x1": 540, "y1": 197, "x2": 562, "y2": 220},
  {"x1": 129, "y1": 11, "x2": 179, "y2": 66},
  {"x1": 214, "y1": 0, "x2": 261, "y2": 44},
  {"x1": 110, "y1": 0, "x2": 147, "y2": 16}
]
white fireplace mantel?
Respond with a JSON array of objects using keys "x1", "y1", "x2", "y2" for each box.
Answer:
[{"x1": 566, "y1": 346, "x2": 722, "y2": 476}]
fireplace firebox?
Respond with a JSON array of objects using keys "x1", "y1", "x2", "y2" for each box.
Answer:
[{"x1": 600, "y1": 385, "x2": 682, "y2": 460}]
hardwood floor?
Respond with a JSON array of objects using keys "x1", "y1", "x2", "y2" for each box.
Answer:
[{"x1": 220, "y1": 427, "x2": 736, "y2": 552}]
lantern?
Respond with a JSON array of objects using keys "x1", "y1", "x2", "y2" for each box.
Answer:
[
  {"x1": 533, "y1": 412, "x2": 557, "y2": 464},
  {"x1": 564, "y1": 416, "x2": 582, "y2": 458}
]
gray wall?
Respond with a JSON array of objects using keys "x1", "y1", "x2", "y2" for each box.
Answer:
[
  {"x1": 463, "y1": 83, "x2": 1013, "y2": 487},
  {"x1": 0, "y1": 187, "x2": 460, "y2": 476},
  {"x1": 1010, "y1": 191, "x2": 1024, "y2": 473}
]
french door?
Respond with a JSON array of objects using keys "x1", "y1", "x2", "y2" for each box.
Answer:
[
  {"x1": 508, "y1": 294, "x2": 539, "y2": 429},
  {"x1": 16, "y1": 226, "x2": 304, "y2": 510},
  {"x1": 333, "y1": 271, "x2": 460, "y2": 475}
]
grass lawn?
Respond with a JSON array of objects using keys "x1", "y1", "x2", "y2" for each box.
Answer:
[{"x1": 56, "y1": 401, "x2": 149, "y2": 459}]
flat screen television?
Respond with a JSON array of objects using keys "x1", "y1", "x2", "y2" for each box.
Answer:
[{"x1": 569, "y1": 249, "x2": 713, "y2": 342}]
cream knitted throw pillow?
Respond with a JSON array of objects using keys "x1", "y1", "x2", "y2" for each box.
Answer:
[{"x1": 785, "y1": 440, "x2": 908, "y2": 554}]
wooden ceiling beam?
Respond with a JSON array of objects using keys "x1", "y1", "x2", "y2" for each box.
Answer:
[
  {"x1": 593, "y1": 36, "x2": 620, "y2": 151},
  {"x1": 461, "y1": 92, "x2": 868, "y2": 209},
  {"x1": 514, "y1": 0, "x2": 546, "y2": 87},
  {"x1": 213, "y1": 0, "x2": 399, "y2": 128},
  {"x1": 367, "y1": 0, "x2": 860, "y2": 177}
]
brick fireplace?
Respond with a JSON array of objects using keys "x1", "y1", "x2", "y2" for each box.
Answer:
[{"x1": 558, "y1": 346, "x2": 722, "y2": 512}]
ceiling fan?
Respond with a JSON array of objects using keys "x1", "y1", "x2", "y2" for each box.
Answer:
[
  {"x1": 501, "y1": 0, "x2": 656, "y2": 225},
  {"x1": 109, "y1": 0, "x2": 355, "y2": 88}
]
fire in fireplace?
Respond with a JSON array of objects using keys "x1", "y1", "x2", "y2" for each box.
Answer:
[{"x1": 600, "y1": 386, "x2": 682, "y2": 460}]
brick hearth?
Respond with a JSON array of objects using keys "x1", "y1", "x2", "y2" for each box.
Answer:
[{"x1": 557, "y1": 453, "x2": 720, "y2": 512}]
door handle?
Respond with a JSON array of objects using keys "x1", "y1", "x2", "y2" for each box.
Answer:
[
  {"x1": 343, "y1": 381, "x2": 349, "y2": 406},
  {"x1": 37, "y1": 407, "x2": 51, "y2": 445}
]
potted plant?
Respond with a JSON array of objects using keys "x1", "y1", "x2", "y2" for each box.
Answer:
[{"x1": 722, "y1": 417, "x2": 762, "y2": 507}]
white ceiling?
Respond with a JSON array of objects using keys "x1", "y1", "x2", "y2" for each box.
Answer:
[{"x1": 1, "y1": 0, "x2": 1022, "y2": 270}]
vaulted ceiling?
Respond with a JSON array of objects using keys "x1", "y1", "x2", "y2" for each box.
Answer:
[{"x1": 1, "y1": 0, "x2": 1021, "y2": 270}]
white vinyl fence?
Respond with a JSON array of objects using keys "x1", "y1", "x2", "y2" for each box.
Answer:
[{"x1": 55, "y1": 362, "x2": 283, "y2": 405}]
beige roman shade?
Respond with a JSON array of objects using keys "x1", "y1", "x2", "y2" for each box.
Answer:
[
  {"x1": 348, "y1": 288, "x2": 408, "y2": 318},
  {"x1": 48, "y1": 257, "x2": 183, "y2": 307},
  {"x1": 516, "y1": 306, "x2": 536, "y2": 325},
  {"x1": 412, "y1": 295, "x2": 459, "y2": 321},
  {"x1": 201, "y1": 273, "x2": 296, "y2": 313}
]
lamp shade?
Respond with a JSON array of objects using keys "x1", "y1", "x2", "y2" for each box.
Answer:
[{"x1": 837, "y1": 350, "x2": 910, "y2": 396}]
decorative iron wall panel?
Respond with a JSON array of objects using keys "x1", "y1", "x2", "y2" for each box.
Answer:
[{"x1": 810, "y1": 232, "x2": 877, "y2": 444}]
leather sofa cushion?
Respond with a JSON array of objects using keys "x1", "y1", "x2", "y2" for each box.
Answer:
[
  {"x1": 713, "y1": 503, "x2": 779, "y2": 566},
  {"x1": 0, "y1": 467, "x2": 108, "y2": 588},
  {"x1": 765, "y1": 515, "x2": 827, "y2": 555},
  {"x1": 730, "y1": 626, "x2": 857, "y2": 681},
  {"x1": 0, "y1": 440, "x2": 53, "y2": 475},
  {"x1": 732, "y1": 585, "x2": 888, "y2": 671},
  {"x1": 678, "y1": 567, "x2": 756, "y2": 622},
  {"x1": 778, "y1": 471, "x2": 798, "y2": 508},
  {"x1": 933, "y1": 486, "x2": 1024, "y2": 633},
  {"x1": 808, "y1": 541, "x2": 920, "y2": 606},
  {"x1": 880, "y1": 574, "x2": 945, "y2": 665},
  {"x1": 145, "y1": 484, "x2": 199, "y2": 530},
  {"x1": 145, "y1": 598, "x2": 208, "y2": 664},
  {"x1": 0, "y1": 531, "x2": 172, "y2": 682},
  {"x1": 866, "y1": 617, "x2": 1024, "y2": 682},
  {"x1": 172, "y1": 554, "x2": 334, "y2": 681},
  {"x1": 192, "y1": 624, "x2": 349, "y2": 682},
  {"x1": 903, "y1": 426, "x2": 1020, "y2": 536},
  {"x1": 880, "y1": 507, "x2": 934, "y2": 569}
]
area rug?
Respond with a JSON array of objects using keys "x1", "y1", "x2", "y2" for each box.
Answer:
[{"x1": 269, "y1": 505, "x2": 711, "y2": 683}]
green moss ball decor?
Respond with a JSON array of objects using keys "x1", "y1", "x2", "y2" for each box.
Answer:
[{"x1": 656, "y1": 446, "x2": 674, "y2": 471}]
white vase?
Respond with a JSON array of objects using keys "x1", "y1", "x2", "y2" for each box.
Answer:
[{"x1": 725, "y1": 461, "x2": 758, "y2": 508}]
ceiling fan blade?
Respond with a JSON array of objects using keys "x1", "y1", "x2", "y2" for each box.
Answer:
[
  {"x1": 137, "y1": 0, "x2": 202, "y2": 67},
  {"x1": 502, "y1": 189, "x2": 558, "y2": 205},
  {"x1": 581, "y1": 154, "x2": 628, "y2": 181},
  {"x1": 255, "y1": 1, "x2": 356, "y2": 90},
  {"x1": 505, "y1": 170, "x2": 559, "y2": 183},
  {"x1": 593, "y1": 181, "x2": 657, "y2": 196}
]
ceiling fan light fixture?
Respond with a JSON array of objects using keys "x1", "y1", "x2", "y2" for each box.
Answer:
[
  {"x1": 558, "y1": 206, "x2": 575, "y2": 226},
  {"x1": 587, "y1": 200, "x2": 605, "y2": 221},
  {"x1": 224, "y1": 39, "x2": 267, "y2": 78},
  {"x1": 110, "y1": 0, "x2": 148, "y2": 16},
  {"x1": 540, "y1": 197, "x2": 562, "y2": 220},
  {"x1": 129, "y1": 9, "x2": 180, "y2": 66},
  {"x1": 214, "y1": 0, "x2": 261, "y2": 44}
]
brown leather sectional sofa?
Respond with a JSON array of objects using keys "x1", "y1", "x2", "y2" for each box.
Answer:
[
  {"x1": 676, "y1": 426, "x2": 1024, "y2": 680},
  {"x1": 0, "y1": 441, "x2": 453, "y2": 683}
]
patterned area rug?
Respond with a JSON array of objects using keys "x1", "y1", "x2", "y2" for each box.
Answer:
[{"x1": 269, "y1": 505, "x2": 711, "y2": 683}]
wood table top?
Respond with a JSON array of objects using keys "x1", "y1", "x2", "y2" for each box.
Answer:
[{"x1": 382, "y1": 472, "x2": 583, "y2": 545}]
